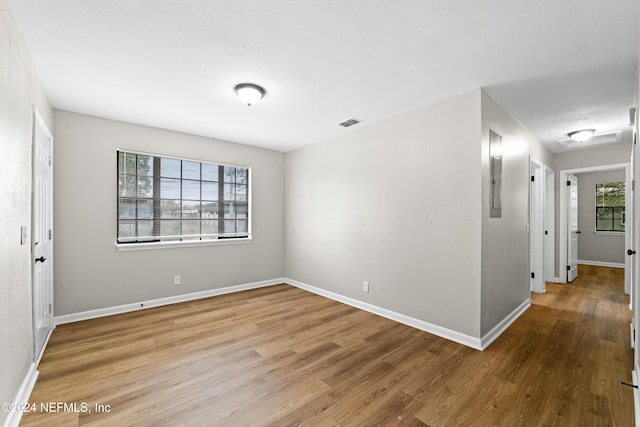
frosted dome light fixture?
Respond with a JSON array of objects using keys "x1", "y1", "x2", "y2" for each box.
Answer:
[
  {"x1": 234, "y1": 83, "x2": 265, "y2": 106},
  {"x1": 568, "y1": 129, "x2": 596, "y2": 142}
]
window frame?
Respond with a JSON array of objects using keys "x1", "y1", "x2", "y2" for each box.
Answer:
[
  {"x1": 594, "y1": 181, "x2": 625, "y2": 234},
  {"x1": 116, "y1": 149, "x2": 251, "y2": 251}
]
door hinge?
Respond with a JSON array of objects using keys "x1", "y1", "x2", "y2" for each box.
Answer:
[
  {"x1": 633, "y1": 180, "x2": 635, "y2": 191},
  {"x1": 48, "y1": 229, "x2": 52, "y2": 240},
  {"x1": 545, "y1": 230, "x2": 548, "y2": 235},
  {"x1": 531, "y1": 176, "x2": 535, "y2": 182},
  {"x1": 566, "y1": 265, "x2": 571, "y2": 271},
  {"x1": 531, "y1": 272, "x2": 535, "y2": 279},
  {"x1": 567, "y1": 180, "x2": 571, "y2": 186},
  {"x1": 48, "y1": 156, "x2": 52, "y2": 166}
]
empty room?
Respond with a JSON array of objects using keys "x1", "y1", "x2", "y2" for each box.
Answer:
[{"x1": 2, "y1": 1, "x2": 640, "y2": 426}]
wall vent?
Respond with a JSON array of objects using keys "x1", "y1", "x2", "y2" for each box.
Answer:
[{"x1": 338, "y1": 118, "x2": 362, "y2": 128}]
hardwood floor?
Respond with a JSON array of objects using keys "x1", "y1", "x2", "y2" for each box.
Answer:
[{"x1": 21, "y1": 265, "x2": 634, "y2": 426}]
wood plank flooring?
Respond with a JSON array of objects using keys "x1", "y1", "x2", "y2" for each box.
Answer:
[{"x1": 20, "y1": 265, "x2": 634, "y2": 426}]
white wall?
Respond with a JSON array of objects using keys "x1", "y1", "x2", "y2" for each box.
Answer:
[
  {"x1": 53, "y1": 111, "x2": 285, "y2": 315},
  {"x1": 576, "y1": 169, "x2": 626, "y2": 265},
  {"x1": 0, "y1": 1, "x2": 53, "y2": 424},
  {"x1": 285, "y1": 90, "x2": 483, "y2": 338},
  {"x1": 480, "y1": 91, "x2": 553, "y2": 335},
  {"x1": 554, "y1": 143, "x2": 631, "y2": 170},
  {"x1": 284, "y1": 88, "x2": 552, "y2": 341}
]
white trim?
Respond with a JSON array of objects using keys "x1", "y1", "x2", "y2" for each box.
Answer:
[
  {"x1": 480, "y1": 299, "x2": 531, "y2": 349},
  {"x1": 561, "y1": 163, "x2": 630, "y2": 174},
  {"x1": 54, "y1": 278, "x2": 284, "y2": 325},
  {"x1": 594, "y1": 231, "x2": 626, "y2": 236},
  {"x1": 559, "y1": 162, "x2": 630, "y2": 284},
  {"x1": 4, "y1": 363, "x2": 39, "y2": 427},
  {"x1": 545, "y1": 165, "x2": 556, "y2": 283},
  {"x1": 577, "y1": 259, "x2": 625, "y2": 268},
  {"x1": 35, "y1": 327, "x2": 54, "y2": 367},
  {"x1": 633, "y1": 369, "x2": 640, "y2": 426},
  {"x1": 116, "y1": 237, "x2": 252, "y2": 251},
  {"x1": 53, "y1": 276, "x2": 530, "y2": 353},
  {"x1": 285, "y1": 278, "x2": 483, "y2": 350},
  {"x1": 529, "y1": 157, "x2": 545, "y2": 293}
]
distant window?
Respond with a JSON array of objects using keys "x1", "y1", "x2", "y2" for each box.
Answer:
[
  {"x1": 595, "y1": 182, "x2": 625, "y2": 232},
  {"x1": 117, "y1": 151, "x2": 249, "y2": 244}
]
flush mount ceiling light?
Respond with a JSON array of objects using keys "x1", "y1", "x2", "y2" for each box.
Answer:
[
  {"x1": 567, "y1": 129, "x2": 596, "y2": 142},
  {"x1": 234, "y1": 83, "x2": 265, "y2": 106}
]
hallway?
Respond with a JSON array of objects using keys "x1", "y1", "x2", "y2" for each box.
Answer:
[{"x1": 507, "y1": 264, "x2": 634, "y2": 425}]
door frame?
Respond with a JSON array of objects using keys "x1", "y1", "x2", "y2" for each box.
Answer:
[
  {"x1": 567, "y1": 174, "x2": 579, "y2": 282},
  {"x1": 545, "y1": 165, "x2": 556, "y2": 282},
  {"x1": 559, "y1": 163, "x2": 631, "y2": 291},
  {"x1": 529, "y1": 157, "x2": 546, "y2": 292},
  {"x1": 31, "y1": 107, "x2": 54, "y2": 364}
]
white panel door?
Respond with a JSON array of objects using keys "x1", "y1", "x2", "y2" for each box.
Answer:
[
  {"x1": 32, "y1": 109, "x2": 53, "y2": 362},
  {"x1": 544, "y1": 166, "x2": 555, "y2": 282},
  {"x1": 567, "y1": 174, "x2": 579, "y2": 282},
  {"x1": 530, "y1": 159, "x2": 545, "y2": 293}
]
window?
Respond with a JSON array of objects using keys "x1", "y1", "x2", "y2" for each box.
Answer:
[
  {"x1": 595, "y1": 182, "x2": 625, "y2": 232},
  {"x1": 117, "y1": 151, "x2": 249, "y2": 245}
]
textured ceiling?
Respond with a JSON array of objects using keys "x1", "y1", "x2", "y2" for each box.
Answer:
[{"x1": 7, "y1": 0, "x2": 640, "y2": 152}]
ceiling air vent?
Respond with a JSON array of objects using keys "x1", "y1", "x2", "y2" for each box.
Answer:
[
  {"x1": 557, "y1": 130, "x2": 622, "y2": 150},
  {"x1": 338, "y1": 118, "x2": 362, "y2": 128}
]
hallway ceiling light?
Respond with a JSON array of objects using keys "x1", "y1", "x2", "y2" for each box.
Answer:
[
  {"x1": 234, "y1": 83, "x2": 265, "y2": 106},
  {"x1": 567, "y1": 129, "x2": 596, "y2": 142}
]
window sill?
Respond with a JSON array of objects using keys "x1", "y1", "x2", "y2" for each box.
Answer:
[
  {"x1": 116, "y1": 237, "x2": 252, "y2": 251},
  {"x1": 594, "y1": 231, "x2": 625, "y2": 236}
]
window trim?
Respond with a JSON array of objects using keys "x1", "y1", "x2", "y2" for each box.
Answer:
[
  {"x1": 116, "y1": 236, "x2": 252, "y2": 251},
  {"x1": 594, "y1": 181, "x2": 625, "y2": 234},
  {"x1": 115, "y1": 149, "x2": 252, "y2": 250},
  {"x1": 594, "y1": 230, "x2": 625, "y2": 236}
]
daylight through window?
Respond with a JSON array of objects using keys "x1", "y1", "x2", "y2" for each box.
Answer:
[
  {"x1": 595, "y1": 182, "x2": 625, "y2": 232},
  {"x1": 117, "y1": 151, "x2": 249, "y2": 244}
]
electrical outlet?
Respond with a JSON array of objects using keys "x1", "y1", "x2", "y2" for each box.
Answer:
[
  {"x1": 174, "y1": 275, "x2": 181, "y2": 286},
  {"x1": 20, "y1": 226, "x2": 28, "y2": 245},
  {"x1": 363, "y1": 281, "x2": 369, "y2": 293}
]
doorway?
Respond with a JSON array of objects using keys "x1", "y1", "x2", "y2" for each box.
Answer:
[
  {"x1": 559, "y1": 163, "x2": 632, "y2": 293},
  {"x1": 32, "y1": 108, "x2": 54, "y2": 363},
  {"x1": 529, "y1": 157, "x2": 554, "y2": 293}
]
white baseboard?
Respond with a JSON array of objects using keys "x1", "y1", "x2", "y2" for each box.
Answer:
[
  {"x1": 285, "y1": 278, "x2": 483, "y2": 350},
  {"x1": 633, "y1": 369, "x2": 640, "y2": 426},
  {"x1": 480, "y1": 299, "x2": 531, "y2": 350},
  {"x1": 54, "y1": 278, "x2": 285, "y2": 325},
  {"x1": 35, "y1": 327, "x2": 55, "y2": 367},
  {"x1": 53, "y1": 276, "x2": 528, "y2": 353},
  {"x1": 4, "y1": 363, "x2": 38, "y2": 427},
  {"x1": 578, "y1": 259, "x2": 625, "y2": 268}
]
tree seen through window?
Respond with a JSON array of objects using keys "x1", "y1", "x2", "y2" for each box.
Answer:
[{"x1": 595, "y1": 182, "x2": 625, "y2": 232}]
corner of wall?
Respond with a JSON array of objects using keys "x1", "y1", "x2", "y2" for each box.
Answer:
[{"x1": 479, "y1": 90, "x2": 549, "y2": 337}]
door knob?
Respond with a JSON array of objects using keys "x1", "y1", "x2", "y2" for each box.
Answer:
[
  {"x1": 34, "y1": 256, "x2": 46, "y2": 263},
  {"x1": 628, "y1": 249, "x2": 636, "y2": 256}
]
